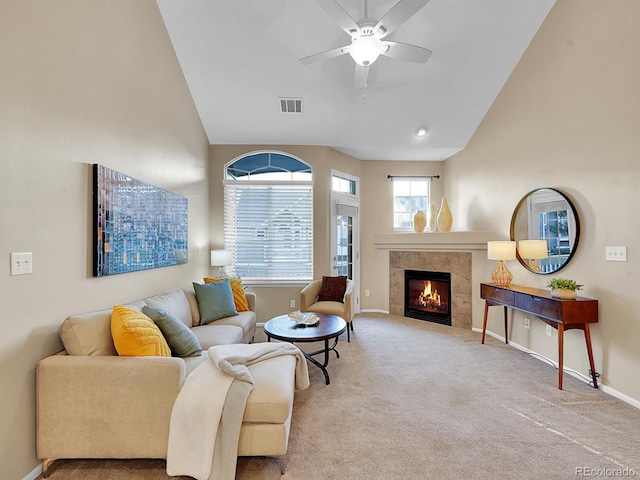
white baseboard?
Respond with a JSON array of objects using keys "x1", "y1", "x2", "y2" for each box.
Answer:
[
  {"x1": 473, "y1": 327, "x2": 640, "y2": 410},
  {"x1": 360, "y1": 309, "x2": 389, "y2": 314},
  {"x1": 23, "y1": 463, "x2": 42, "y2": 480},
  {"x1": 600, "y1": 384, "x2": 640, "y2": 409}
]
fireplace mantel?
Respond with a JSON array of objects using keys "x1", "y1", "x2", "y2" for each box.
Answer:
[{"x1": 374, "y1": 231, "x2": 496, "y2": 251}]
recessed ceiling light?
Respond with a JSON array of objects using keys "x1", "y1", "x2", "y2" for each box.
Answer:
[{"x1": 415, "y1": 126, "x2": 429, "y2": 137}]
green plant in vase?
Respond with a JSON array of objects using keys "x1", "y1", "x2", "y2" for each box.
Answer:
[{"x1": 546, "y1": 278, "x2": 583, "y2": 299}]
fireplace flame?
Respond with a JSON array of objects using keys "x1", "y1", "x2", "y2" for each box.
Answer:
[{"x1": 418, "y1": 281, "x2": 441, "y2": 308}]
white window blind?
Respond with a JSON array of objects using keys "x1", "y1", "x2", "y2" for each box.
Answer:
[{"x1": 224, "y1": 183, "x2": 313, "y2": 284}]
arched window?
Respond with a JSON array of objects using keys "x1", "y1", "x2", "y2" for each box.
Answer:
[{"x1": 224, "y1": 151, "x2": 313, "y2": 284}]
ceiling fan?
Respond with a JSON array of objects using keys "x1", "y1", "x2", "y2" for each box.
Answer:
[{"x1": 300, "y1": 0, "x2": 432, "y2": 89}]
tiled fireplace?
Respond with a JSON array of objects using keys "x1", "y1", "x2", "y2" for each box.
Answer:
[{"x1": 389, "y1": 251, "x2": 472, "y2": 329}]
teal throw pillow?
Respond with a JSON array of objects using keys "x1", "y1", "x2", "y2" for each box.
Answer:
[
  {"x1": 193, "y1": 280, "x2": 239, "y2": 325},
  {"x1": 142, "y1": 306, "x2": 202, "y2": 357}
]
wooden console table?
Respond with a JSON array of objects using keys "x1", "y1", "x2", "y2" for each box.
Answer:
[{"x1": 480, "y1": 283, "x2": 598, "y2": 390}]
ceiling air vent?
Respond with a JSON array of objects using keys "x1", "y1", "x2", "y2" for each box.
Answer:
[{"x1": 280, "y1": 97, "x2": 303, "y2": 114}]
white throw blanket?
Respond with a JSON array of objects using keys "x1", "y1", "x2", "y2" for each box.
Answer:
[{"x1": 167, "y1": 342, "x2": 309, "y2": 480}]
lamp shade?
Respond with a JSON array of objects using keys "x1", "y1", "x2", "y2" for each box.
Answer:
[
  {"x1": 518, "y1": 240, "x2": 548, "y2": 260},
  {"x1": 487, "y1": 241, "x2": 516, "y2": 261},
  {"x1": 210, "y1": 250, "x2": 233, "y2": 267}
]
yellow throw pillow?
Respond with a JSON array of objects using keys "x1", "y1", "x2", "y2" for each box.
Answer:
[
  {"x1": 111, "y1": 305, "x2": 171, "y2": 357},
  {"x1": 203, "y1": 276, "x2": 250, "y2": 312}
]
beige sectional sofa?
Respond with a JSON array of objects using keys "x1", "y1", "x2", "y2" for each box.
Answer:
[{"x1": 36, "y1": 284, "x2": 298, "y2": 476}]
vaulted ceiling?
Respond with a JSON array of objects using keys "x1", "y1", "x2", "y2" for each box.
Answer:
[{"x1": 156, "y1": 0, "x2": 556, "y2": 161}]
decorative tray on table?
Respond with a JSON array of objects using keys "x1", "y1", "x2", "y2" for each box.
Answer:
[{"x1": 288, "y1": 311, "x2": 319, "y2": 328}]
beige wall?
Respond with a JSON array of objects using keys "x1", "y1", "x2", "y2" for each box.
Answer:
[
  {"x1": 360, "y1": 161, "x2": 445, "y2": 311},
  {"x1": 445, "y1": 0, "x2": 640, "y2": 401},
  {"x1": 6, "y1": 1, "x2": 640, "y2": 478},
  {"x1": 209, "y1": 145, "x2": 362, "y2": 322},
  {"x1": 0, "y1": 2, "x2": 210, "y2": 478}
]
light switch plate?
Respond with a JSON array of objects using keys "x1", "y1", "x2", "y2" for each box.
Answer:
[
  {"x1": 11, "y1": 252, "x2": 33, "y2": 275},
  {"x1": 605, "y1": 246, "x2": 627, "y2": 262}
]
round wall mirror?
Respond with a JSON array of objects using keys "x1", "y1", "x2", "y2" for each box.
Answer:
[{"x1": 510, "y1": 188, "x2": 580, "y2": 274}]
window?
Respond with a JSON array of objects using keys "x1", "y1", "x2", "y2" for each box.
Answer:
[
  {"x1": 393, "y1": 179, "x2": 429, "y2": 230},
  {"x1": 538, "y1": 209, "x2": 570, "y2": 272},
  {"x1": 332, "y1": 174, "x2": 357, "y2": 195},
  {"x1": 224, "y1": 152, "x2": 313, "y2": 285}
]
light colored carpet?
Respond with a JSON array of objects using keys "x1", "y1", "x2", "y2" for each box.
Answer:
[{"x1": 42, "y1": 313, "x2": 640, "y2": 480}]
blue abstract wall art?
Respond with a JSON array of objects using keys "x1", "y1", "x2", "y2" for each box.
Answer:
[{"x1": 93, "y1": 164, "x2": 188, "y2": 276}]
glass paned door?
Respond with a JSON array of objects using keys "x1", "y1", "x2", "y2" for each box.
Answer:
[
  {"x1": 331, "y1": 170, "x2": 359, "y2": 311},
  {"x1": 335, "y1": 214, "x2": 353, "y2": 279}
]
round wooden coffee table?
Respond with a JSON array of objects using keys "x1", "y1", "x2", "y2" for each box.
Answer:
[{"x1": 264, "y1": 313, "x2": 346, "y2": 385}]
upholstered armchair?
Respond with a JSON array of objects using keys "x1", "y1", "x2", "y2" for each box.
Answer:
[{"x1": 299, "y1": 278, "x2": 355, "y2": 342}]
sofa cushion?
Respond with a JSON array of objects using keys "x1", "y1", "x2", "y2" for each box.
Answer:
[
  {"x1": 181, "y1": 285, "x2": 201, "y2": 327},
  {"x1": 193, "y1": 280, "x2": 238, "y2": 325},
  {"x1": 59, "y1": 300, "x2": 145, "y2": 356},
  {"x1": 317, "y1": 275, "x2": 347, "y2": 302},
  {"x1": 111, "y1": 305, "x2": 171, "y2": 357},
  {"x1": 59, "y1": 308, "x2": 116, "y2": 356},
  {"x1": 143, "y1": 289, "x2": 192, "y2": 328},
  {"x1": 191, "y1": 324, "x2": 244, "y2": 349},
  {"x1": 183, "y1": 350, "x2": 210, "y2": 377},
  {"x1": 210, "y1": 311, "x2": 256, "y2": 339},
  {"x1": 243, "y1": 355, "x2": 296, "y2": 424},
  {"x1": 204, "y1": 276, "x2": 250, "y2": 312},
  {"x1": 143, "y1": 306, "x2": 202, "y2": 358}
]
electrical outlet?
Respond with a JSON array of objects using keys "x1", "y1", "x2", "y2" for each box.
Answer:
[
  {"x1": 605, "y1": 246, "x2": 627, "y2": 262},
  {"x1": 365, "y1": 289, "x2": 370, "y2": 297},
  {"x1": 290, "y1": 300, "x2": 296, "y2": 309},
  {"x1": 546, "y1": 324, "x2": 552, "y2": 337},
  {"x1": 11, "y1": 252, "x2": 33, "y2": 275},
  {"x1": 524, "y1": 318, "x2": 530, "y2": 329}
]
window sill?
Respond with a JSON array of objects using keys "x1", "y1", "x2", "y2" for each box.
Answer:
[{"x1": 243, "y1": 281, "x2": 311, "y2": 288}]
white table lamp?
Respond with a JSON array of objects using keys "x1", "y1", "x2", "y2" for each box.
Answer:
[
  {"x1": 210, "y1": 250, "x2": 233, "y2": 278},
  {"x1": 487, "y1": 241, "x2": 516, "y2": 288},
  {"x1": 518, "y1": 240, "x2": 548, "y2": 272}
]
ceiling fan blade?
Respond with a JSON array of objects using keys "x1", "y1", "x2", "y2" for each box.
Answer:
[
  {"x1": 299, "y1": 45, "x2": 350, "y2": 65},
  {"x1": 374, "y1": 0, "x2": 430, "y2": 38},
  {"x1": 382, "y1": 41, "x2": 432, "y2": 63},
  {"x1": 354, "y1": 64, "x2": 369, "y2": 89},
  {"x1": 315, "y1": 0, "x2": 361, "y2": 37}
]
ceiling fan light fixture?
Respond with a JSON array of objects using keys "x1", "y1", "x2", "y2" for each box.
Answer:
[{"x1": 349, "y1": 35, "x2": 385, "y2": 66}]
